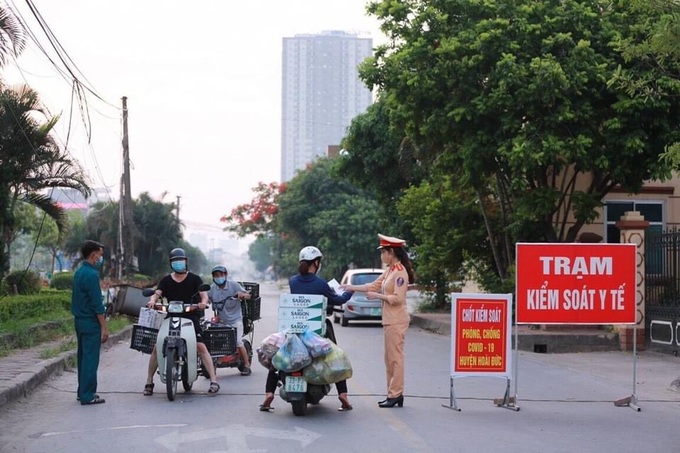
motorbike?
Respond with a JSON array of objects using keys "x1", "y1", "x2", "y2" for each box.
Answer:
[
  {"x1": 276, "y1": 318, "x2": 336, "y2": 416},
  {"x1": 142, "y1": 284, "x2": 210, "y2": 401},
  {"x1": 200, "y1": 296, "x2": 254, "y2": 375}
]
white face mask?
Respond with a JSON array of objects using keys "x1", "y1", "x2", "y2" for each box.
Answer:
[{"x1": 315, "y1": 262, "x2": 322, "y2": 274}]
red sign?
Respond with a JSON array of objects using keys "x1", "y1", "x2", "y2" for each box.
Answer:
[
  {"x1": 452, "y1": 296, "x2": 510, "y2": 375},
  {"x1": 516, "y1": 243, "x2": 636, "y2": 324}
]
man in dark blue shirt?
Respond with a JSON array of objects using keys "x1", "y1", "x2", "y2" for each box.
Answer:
[{"x1": 71, "y1": 240, "x2": 108, "y2": 405}]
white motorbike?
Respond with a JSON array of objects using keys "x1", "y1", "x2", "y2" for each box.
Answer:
[{"x1": 143, "y1": 284, "x2": 209, "y2": 401}]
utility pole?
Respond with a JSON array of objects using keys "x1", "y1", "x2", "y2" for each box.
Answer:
[
  {"x1": 120, "y1": 96, "x2": 135, "y2": 277},
  {"x1": 176, "y1": 195, "x2": 181, "y2": 221}
]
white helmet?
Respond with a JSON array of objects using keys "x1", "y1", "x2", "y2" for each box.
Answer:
[{"x1": 299, "y1": 246, "x2": 323, "y2": 262}]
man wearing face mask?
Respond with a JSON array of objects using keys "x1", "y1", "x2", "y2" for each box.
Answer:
[
  {"x1": 143, "y1": 248, "x2": 220, "y2": 395},
  {"x1": 71, "y1": 240, "x2": 108, "y2": 405},
  {"x1": 208, "y1": 265, "x2": 252, "y2": 375}
]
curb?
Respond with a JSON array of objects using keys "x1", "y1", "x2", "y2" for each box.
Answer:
[
  {"x1": 410, "y1": 314, "x2": 450, "y2": 335},
  {"x1": 0, "y1": 325, "x2": 134, "y2": 409}
]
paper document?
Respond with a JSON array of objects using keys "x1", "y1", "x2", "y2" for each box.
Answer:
[{"x1": 327, "y1": 278, "x2": 345, "y2": 295}]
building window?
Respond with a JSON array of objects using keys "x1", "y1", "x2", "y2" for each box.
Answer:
[
  {"x1": 606, "y1": 200, "x2": 664, "y2": 273},
  {"x1": 605, "y1": 201, "x2": 664, "y2": 243}
]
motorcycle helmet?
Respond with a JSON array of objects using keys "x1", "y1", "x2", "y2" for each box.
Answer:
[
  {"x1": 211, "y1": 265, "x2": 227, "y2": 275},
  {"x1": 169, "y1": 247, "x2": 188, "y2": 273},
  {"x1": 299, "y1": 246, "x2": 323, "y2": 262},
  {"x1": 169, "y1": 247, "x2": 187, "y2": 261}
]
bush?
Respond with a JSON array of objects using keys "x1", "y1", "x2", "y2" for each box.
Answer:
[
  {"x1": 0, "y1": 291, "x2": 71, "y2": 323},
  {"x1": 50, "y1": 272, "x2": 74, "y2": 290},
  {"x1": 2, "y1": 270, "x2": 41, "y2": 295}
]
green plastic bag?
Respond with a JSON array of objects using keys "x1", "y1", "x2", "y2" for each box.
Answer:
[{"x1": 302, "y1": 343, "x2": 352, "y2": 385}]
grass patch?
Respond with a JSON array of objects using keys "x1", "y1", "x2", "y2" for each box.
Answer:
[
  {"x1": 0, "y1": 315, "x2": 133, "y2": 359},
  {"x1": 415, "y1": 298, "x2": 451, "y2": 313},
  {"x1": 40, "y1": 337, "x2": 77, "y2": 359}
]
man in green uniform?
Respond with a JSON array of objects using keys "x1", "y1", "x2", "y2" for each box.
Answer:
[{"x1": 71, "y1": 240, "x2": 109, "y2": 405}]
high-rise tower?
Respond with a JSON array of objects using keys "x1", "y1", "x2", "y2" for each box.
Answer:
[{"x1": 281, "y1": 31, "x2": 373, "y2": 182}]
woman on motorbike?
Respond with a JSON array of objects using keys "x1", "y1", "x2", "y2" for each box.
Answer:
[{"x1": 260, "y1": 246, "x2": 355, "y2": 412}]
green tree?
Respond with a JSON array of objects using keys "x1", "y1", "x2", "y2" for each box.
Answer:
[
  {"x1": 0, "y1": 84, "x2": 90, "y2": 281},
  {"x1": 248, "y1": 235, "x2": 275, "y2": 274},
  {"x1": 221, "y1": 181, "x2": 285, "y2": 277},
  {"x1": 133, "y1": 192, "x2": 183, "y2": 277},
  {"x1": 611, "y1": 0, "x2": 680, "y2": 161},
  {"x1": 74, "y1": 193, "x2": 185, "y2": 278},
  {"x1": 362, "y1": 0, "x2": 680, "y2": 288},
  {"x1": 0, "y1": 7, "x2": 25, "y2": 67},
  {"x1": 276, "y1": 158, "x2": 385, "y2": 279},
  {"x1": 31, "y1": 213, "x2": 62, "y2": 274}
]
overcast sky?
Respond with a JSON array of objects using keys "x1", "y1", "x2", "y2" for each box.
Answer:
[{"x1": 4, "y1": 0, "x2": 385, "y2": 231}]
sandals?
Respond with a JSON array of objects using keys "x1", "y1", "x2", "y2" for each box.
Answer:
[
  {"x1": 143, "y1": 384, "x2": 154, "y2": 396},
  {"x1": 81, "y1": 396, "x2": 106, "y2": 405},
  {"x1": 240, "y1": 367, "x2": 252, "y2": 376},
  {"x1": 259, "y1": 394, "x2": 275, "y2": 411},
  {"x1": 77, "y1": 393, "x2": 98, "y2": 401},
  {"x1": 338, "y1": 394, "x2": 353, "y2": 412},
  {"x1": 208, "y1": 381, "x2": 220, "y2": 394}
]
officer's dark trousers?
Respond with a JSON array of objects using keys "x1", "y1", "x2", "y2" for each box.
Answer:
[{"x1": 74, "y1": 317, "x2": 101, "y2": 403}]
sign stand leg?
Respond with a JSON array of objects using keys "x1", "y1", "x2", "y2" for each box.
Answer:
[
  {"x1": 442, "y1": 377, "x2": 461, "y2": 411},
  {"x1": 493, "y1": 377, "x2": 520, "y2": 411},
  {"x1": 614, "y1": 325, "x2": 641, "y2": 412}
]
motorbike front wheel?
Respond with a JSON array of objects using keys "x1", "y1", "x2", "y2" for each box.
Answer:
[
  {"x1": 182, "y1": 363, "x2": 193, "y2": 392},
  {"x1": 166, "y1": 348, "x2": 179, "y2": 401}
]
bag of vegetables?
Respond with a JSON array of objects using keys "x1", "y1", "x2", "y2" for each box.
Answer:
[
  {"x1": 271, "y1": 333, "x2": 312, "y2": 372},
  {"x1": 302, "y1": 343, "x2": 352, "y2": 385},
  {"x1": 299, "y1": 329, "x2": 333, "y2": 358}
]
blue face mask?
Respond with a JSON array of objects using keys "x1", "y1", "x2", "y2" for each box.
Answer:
[
  {"x1": 95, "y1": 256, "x2": 104, "y2": 267},
  {"x1": 213, "y1": 277, "x2": 226, "y2": 286},
  {"x1": 171, "y1": 260, "x2": 187, "y2": 273}
]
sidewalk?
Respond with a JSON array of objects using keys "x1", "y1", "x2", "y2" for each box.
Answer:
[{"x1": 0, "y1": 325, "x2": 133, "y2": 409}]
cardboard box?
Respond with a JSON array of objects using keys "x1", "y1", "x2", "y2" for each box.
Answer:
[
  {"x1": 279, "y1": 294, "x2": 327, "y2": 310},
  {"x1": 138, "y1": 307, "x2": 164, "y2": 330},
  {"x1": 277, "y1": 319, "x2": 326, "y2": 336},
  {"x1": 278, "y1": 306, "x2": 325, "y2": 322}
]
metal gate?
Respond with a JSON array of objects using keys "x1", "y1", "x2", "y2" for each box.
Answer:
[{"x1": 645, "y1": 230, "x2": 680, "y2": 352}]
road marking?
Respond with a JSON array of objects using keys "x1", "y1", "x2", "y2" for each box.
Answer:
[
  {"x1": 39, "y1": 423, "x2": 188, "y2": 437},
  {"x1": 155, "y1": 425, "x2": 321, "y2": 452}
]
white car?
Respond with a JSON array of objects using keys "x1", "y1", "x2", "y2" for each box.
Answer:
[{"x1": 333, "y1": 268, "x2": 384, "y2": 326}]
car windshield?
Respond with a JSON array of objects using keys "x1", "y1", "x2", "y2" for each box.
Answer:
[{"x1": 351, "y1": 273, "x2": 381, "y2": 286}]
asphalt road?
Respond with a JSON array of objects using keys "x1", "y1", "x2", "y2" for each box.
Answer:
[{"x1": 0, "y1": 282, "x2": 678, "y2": 452}]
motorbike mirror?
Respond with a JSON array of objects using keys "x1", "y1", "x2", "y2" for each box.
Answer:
[
  {"x1": 142, "y1": 288, "x2": 156, "y2": 297},
  {"x1": 199, "y1": 283, "x2": 210, "y2": 292}
]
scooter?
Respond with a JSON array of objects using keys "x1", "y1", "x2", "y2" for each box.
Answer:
[
  {"x1": 276, "y1": 319, "x2": 336, "y2": 416},
  {"x1": 200, "y1": 297, "x2": 254, "y2": 375},
  {"x1": 142, "y1": 284, "x2": 209, "y2": 401}
]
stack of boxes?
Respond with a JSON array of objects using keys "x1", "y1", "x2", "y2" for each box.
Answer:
[{"x1": 278, "y1": 294, "x2": 327, "y2": 336}]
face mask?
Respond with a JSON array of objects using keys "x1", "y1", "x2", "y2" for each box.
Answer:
[
  {"x1": 213, "y1": 277, "x2": 226, "y2": 285},
  {"x1": 95, "y1": 256, "x2": 104, "y2": 266},
  {"x1": 315, "y1": 262, "x2": 322, "y2": 274},
  {"x1": 171, "y1": 260, "x2": 187, "y2": 273}
]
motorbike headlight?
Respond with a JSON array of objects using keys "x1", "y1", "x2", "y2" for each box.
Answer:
[{"x1": 167, "y1": 302, "x2": 184, "y2": 313}]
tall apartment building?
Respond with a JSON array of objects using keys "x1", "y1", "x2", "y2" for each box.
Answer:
[{"x1": 281, "y1": 30, "x2": 373, "y2": 182}]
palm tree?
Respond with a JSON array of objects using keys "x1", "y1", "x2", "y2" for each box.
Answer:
[
  {"x1": 0, "y1": 6, "x2": 25, "y2": 67},
  {"x1": 0, "y1": 83, "x2": 91, "y2": 280}
]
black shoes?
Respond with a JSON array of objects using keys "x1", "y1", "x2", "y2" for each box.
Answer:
[{"x1": 378, "y1": 395, "x2": 404, "y2": 408}]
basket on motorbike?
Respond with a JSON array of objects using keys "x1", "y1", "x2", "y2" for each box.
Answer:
[
  {"x1": 241, "y1": 297, "x2": 261, "y2": 322},
  {"x1": 204, "y1": 326, "x2": 237, "y2": 357},
  {"x1": 238, "y1": 281, "x2": 260, "y2": 299},
  {"x1": 130, "y1": 325, "x2": 159, "y2": 354}
]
